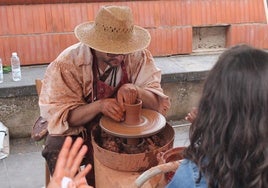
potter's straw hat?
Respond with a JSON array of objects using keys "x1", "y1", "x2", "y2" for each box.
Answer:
[{"x1": 74, "y1": 5, "x2": 151, "y2": 54}]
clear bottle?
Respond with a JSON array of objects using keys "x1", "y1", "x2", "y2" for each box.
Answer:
[
  {"x1": 11, "y1": 52, "x2": 21, "y2": 81},
  {"x1": 0, "y1": 58, "x2": 3, "y2": 83}
]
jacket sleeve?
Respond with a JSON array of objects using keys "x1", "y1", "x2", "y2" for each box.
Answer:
[{"x1": 39, "y1": 44, "x2": 93, "y2": 135}]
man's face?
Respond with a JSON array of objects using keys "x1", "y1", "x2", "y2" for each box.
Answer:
[{"x1": 94, "y1": 50, "x2": 125, "y2": 67}]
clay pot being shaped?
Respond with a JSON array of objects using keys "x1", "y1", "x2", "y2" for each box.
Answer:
[
  {"x1": 99, "y1": 99, "x2": 166, "y2": 138},
  {"x1": 124, "y1": 99, "x2": 143, "y2": 125}
]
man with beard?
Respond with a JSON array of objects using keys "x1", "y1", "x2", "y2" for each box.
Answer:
[{"x1": 39, "y1": 5, "x2": 170, "y2": 187}]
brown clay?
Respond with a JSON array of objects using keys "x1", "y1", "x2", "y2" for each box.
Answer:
[
  {"x1": 94, "y1": 157, "x2": 158, "y2": 188},
  {"x1": 124, "y1": 99, "x2": 143, "y2": 125},
  {"x1": 94, "y1": 99, "x2": 173, "y2": 187},
  {"x1": 158, "y1": 147, "x2": 185, "y2": 183},
  {"x1": 92, "y1": 123, "x2": 175, "y2": 172},
  {"x1": 159, "y1": 147, "x2": 185, "y2": 164},
  {"x1": 135, "y1": 147, "x2": 185, "y2": 187},
  {"x1": 100, "y1": 98, "x2": 166, "y2": 138},
  {"x1": 100, "y1": 109, "x2": 166, "y2": 138}
]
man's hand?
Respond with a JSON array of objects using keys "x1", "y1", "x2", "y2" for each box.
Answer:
[
  {"x1": 117, "y1": 83, "x2": 139, "y2": 106},
  {"x1": 99, "y1": 98, "x2": 124, "y2": 122}
]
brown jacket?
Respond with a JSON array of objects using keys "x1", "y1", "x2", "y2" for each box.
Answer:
[{"x1": 39, "y1": 43, "x2": 170, "y2": 135}]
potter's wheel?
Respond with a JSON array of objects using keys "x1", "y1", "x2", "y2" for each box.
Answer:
[{"x1": 100, "y1": 109, "x2": 166, "y2": 138}]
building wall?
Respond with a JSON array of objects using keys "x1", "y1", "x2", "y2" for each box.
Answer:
[
  {"x1": 0, "y1": 0, "x2": 267, "y2": 66},
  {"x1": 0, "y1": 79, "x2": 204, "y2": 138}
]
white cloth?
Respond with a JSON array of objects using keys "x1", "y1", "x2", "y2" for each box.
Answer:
[
  {"x1": 0, "y1": 122, "x2": 9, "y2": 159},
  {"x1": 61, "y1": 176, "x2": 73, "y2": 188}
]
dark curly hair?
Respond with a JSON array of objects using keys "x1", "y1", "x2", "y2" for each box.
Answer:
[{"x1": 184, "y1": 44, "x2": 268, "y2": 188}]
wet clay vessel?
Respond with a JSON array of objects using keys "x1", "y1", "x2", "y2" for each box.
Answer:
[
  {"x1": 100, "y1": 99, "x2": 166, "y2": 138},
  {"x1": 124, "y1": 99, "x2": 143, "y2": 125},
  {"x1": 92, "y1": 99, "x2": 175, "y2": 188}
]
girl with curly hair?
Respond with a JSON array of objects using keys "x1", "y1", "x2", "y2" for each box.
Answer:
[{"x1": 167, "y1": 44, "x2": 268, "y2": 188}]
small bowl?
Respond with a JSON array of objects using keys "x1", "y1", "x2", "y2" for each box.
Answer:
[{"x1": 158, "y1": 147, "x2": 185, "y2": 182}]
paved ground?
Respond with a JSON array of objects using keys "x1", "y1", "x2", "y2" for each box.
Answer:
[
  {"x1": 0, "y1": 123, "x2": 190, "y2": 188},
  {"x1": 0, "y1": 137, "x2": 44, "y2": 188}
]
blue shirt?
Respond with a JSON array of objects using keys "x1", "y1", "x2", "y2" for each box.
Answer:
[{"x1": 166, "y1": 159, "x2": 208, "y2": 188}]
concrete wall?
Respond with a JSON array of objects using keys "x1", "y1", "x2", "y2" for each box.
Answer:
[
  {"x1": 0, "y1": 79, "x2": 204, "y2": 138},
  {"x1": 0, "y1": 95, "x2": 39, "y2": 138},
  {"x1": 0, "y1": 51, "x2": 219, "y2": 139},
  {"x1": 162, "y1": 80, "x2": 203, "y2": 121}
]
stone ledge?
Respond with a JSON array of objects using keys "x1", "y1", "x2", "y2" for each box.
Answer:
[
  {"x1": 0, "y1": 53, "x2": 219, "y2": 98},
  {"x1": 0, "y1": 53, "x2": 219, "y2": 138},
  {"x1": 0, "y1": 65, "x2": 47, "y2": 97}
]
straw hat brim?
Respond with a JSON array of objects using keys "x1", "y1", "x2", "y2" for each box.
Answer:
[{"x1": 74, "y1": 22, "x2": 151, "y2": 54}]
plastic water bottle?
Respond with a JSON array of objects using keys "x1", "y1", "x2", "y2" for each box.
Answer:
[
  {"x1": 11, "y1": 52, "x2": 21, "y2": 81},
  {"x1": 0, "y1": 58, "x2": 3, "y2": 83}
]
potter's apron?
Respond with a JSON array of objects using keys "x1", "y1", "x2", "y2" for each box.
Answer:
[{"x1": 42, "y1": 60, "x2": 129, "y2": 186}]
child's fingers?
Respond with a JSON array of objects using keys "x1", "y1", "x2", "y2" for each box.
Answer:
[
  {"x1": 70, "y1": 145, "x2": 88, "y2": 176},
  {"x1": 74, "y1": 164, "x2": 92, "y2": 186},
  {"x1": 66, "y1": 137, "x2": 84, "y2": 170},
  {"x1": 54, "y1": 136, "x2": 73, "y2": 175}
]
